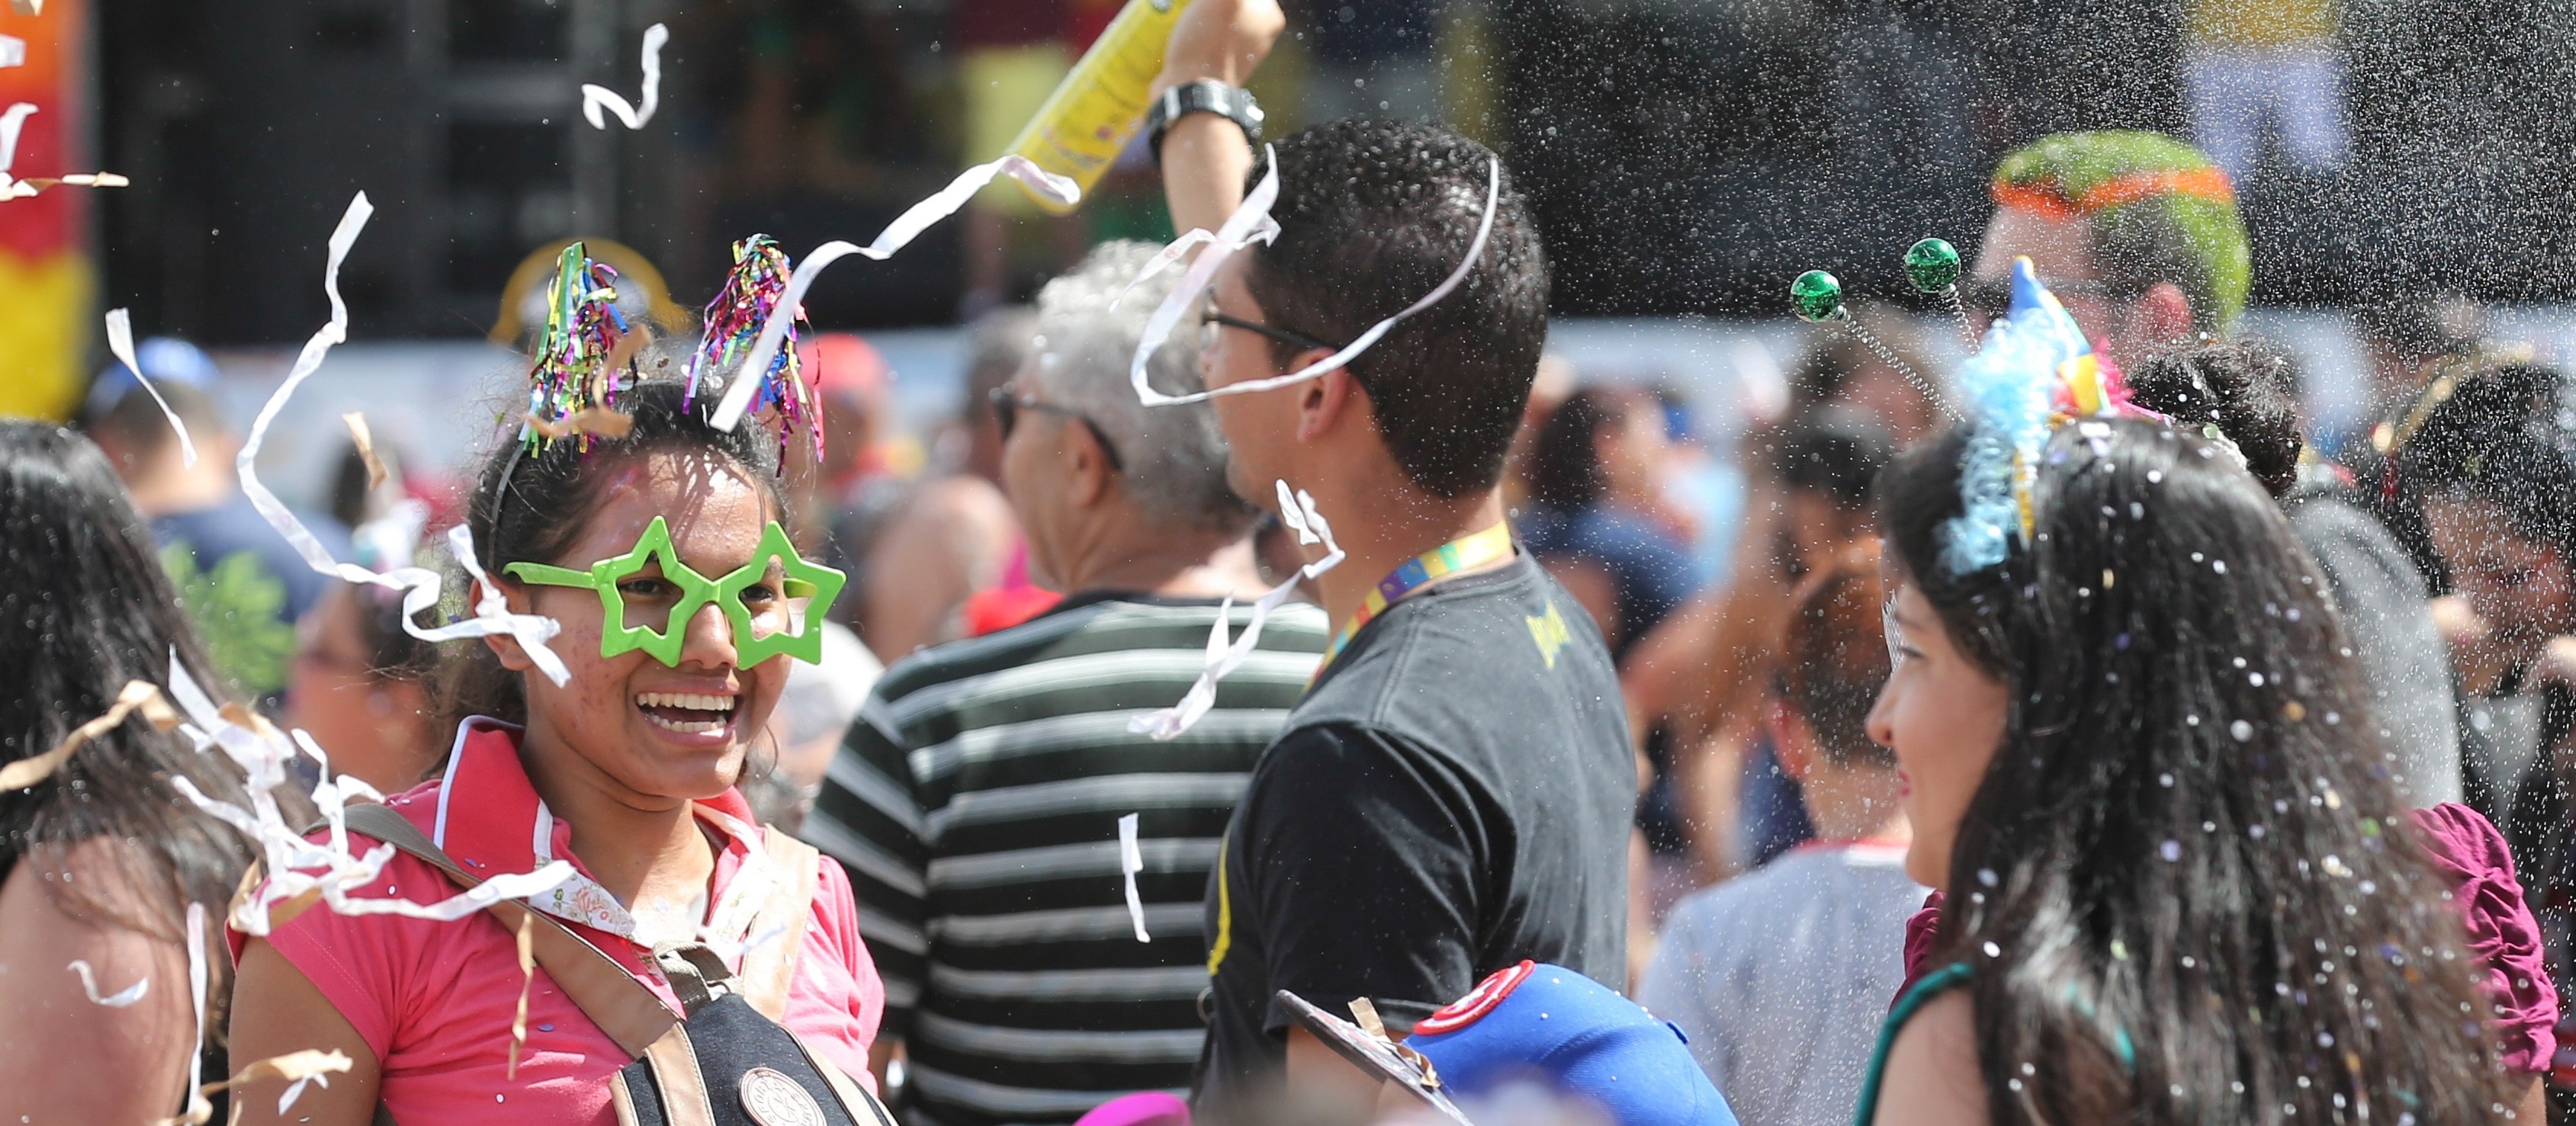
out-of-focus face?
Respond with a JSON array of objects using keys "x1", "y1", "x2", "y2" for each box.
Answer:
[
  {"x1": 1201, "y1": 258, "x2": 1303, "y2": 512},
  {"x1": 1867, "y1": 581, "x2": 2010, "y2": 889},
  {"x1": 505, "y1": 449, "x2": 792, "y2": 804},
  {"x1": 1595, "y1": 403, "x2": 1669, "y2": 507},
  {"x1": 287, "y1": 585, "x2": 436, "y2": 794},
  {"x1": 1974, "y1": 203, "x2": 2175, "y2": 371},
  {"x1": 994, "y1": 361, "x2": 1081, "y2": 593},
  {"x1": 2423, "y1": 492, "x2": 2576, "y2": 653}
]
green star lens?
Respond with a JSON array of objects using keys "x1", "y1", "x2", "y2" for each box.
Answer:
[{"x1": 505, "y1": 518, "x2": 846, "y2": 667}]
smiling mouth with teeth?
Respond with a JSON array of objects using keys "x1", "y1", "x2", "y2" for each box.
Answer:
[{"x1": 634, "y1": 690, "x2": 739, "y2": 734}]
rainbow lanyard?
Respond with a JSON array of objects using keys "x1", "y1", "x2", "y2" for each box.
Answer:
[{"x1": 1315, "y1": 521, "x2": 1517, "y2": 675}]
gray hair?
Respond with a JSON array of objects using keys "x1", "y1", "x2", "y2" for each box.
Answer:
[{"x1": 1024, "y1": 240, "x2": 1254, "y2": 534}]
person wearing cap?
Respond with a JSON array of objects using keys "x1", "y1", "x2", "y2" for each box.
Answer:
[
  {"x1": 1974, "y1": 131, "x2": 2459, "y2": 808},
  {"x1": 1151, "y1": 0, "x2": 1633, "y2": 1115},
  {"x1": 82, "y1": 342, "x2": 348, "y2": 706}
]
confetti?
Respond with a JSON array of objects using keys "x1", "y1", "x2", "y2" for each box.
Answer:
[
  {"x1": 159, "y1": 1048, "x2": 355, "y2": 1125},
  {"x1": 7, "y1": 0, "x2": 36, "y2": 15},
  {"x1": 1127, "y1": 151, "x2": 1505, "y2": 409},
  {"x1": 160, "y1": 652, "x2": 574, "y2": 937},
  {"x1": 710, "y1": 156, "x2": 1079, "y2": 431},
  {"x1": 66, "y1": 959, "x2": 149, "y2": 1007},
  {"x1": 0, "y1": 35, "x2": 18, "y2": 67},
  {"x1": 580, "y1": 23, "x2": 668, "y2": 131},
  {"x1": 0, "y1": 102, "x2": 124, "y2": 197},
  {"x1": 1119, "y1": 813, "x2": 1150, "y2": 943},
  {"x1": 233, "y1": 194, "x2": 570, "y2": 686},
  {"x1": 341, "y1": 412, "x2": 388, "y2": 492},
  {"x1": 1130, "y1": 481, "x2": 1346, "y2": 739},
  {"x1": 0, "y1": 680, "x2": 178, "y2": 792},
  {"x1": 99, "y1": 309, "x2": 200, "y2": 467},
  {"x1": 507, "y1": 912, "x2": 536, "y2": 1078}
]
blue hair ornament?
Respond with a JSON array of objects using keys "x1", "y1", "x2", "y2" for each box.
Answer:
[{"x1": 1936, "y1": 257, "x2": 2125, "y2": 576}]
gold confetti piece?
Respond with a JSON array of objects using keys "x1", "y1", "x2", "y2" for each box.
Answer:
[
  {"x1": 342, "y1": 412, "x2": 389, "y2": 492},
  {"x1": 8, "y1": 0, "x2": 38, "y2": 16},
  {"x1": 156, "y1": 1049, "x2": 355, "y2": 1125},
  {"x1": 2282, "y1": 701, "x2": 2307, "y2": 722},
  {"x1": 507, "y1": 911, "x2": 536, "y2": 1078},
  {"x1": 2102, "y1": 568, "x2": 2115, "y2": 589},
  {"x1": 0, "y1": 681, "x2": 177, "y2": 792},
  {"x1": 525, "y1": 406, "x2": 635, "y2": 441}
]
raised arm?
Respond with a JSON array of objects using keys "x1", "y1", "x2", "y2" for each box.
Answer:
[{"x1": 1151, "y1": 0, "x2": 1284, "y2": 236}]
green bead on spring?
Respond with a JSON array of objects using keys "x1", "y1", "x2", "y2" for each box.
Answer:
[{"x1": 1906, "y1": 236, "x2": 1981, "y2": 351}]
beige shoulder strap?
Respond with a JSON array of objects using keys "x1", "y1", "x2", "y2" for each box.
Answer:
[
  {"x1": 737, "y1": 828, "x2": 820, "y2": 1020},
  {"x1": 339, "y1": 803, "x2": 682, "y2": 1057}
]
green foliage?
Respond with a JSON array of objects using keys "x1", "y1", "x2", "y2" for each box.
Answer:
[{"x1": 162, "y1": 543, "x2": 298, "y2": 697}]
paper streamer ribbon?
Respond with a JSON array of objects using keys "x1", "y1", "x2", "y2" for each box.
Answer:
[
  {"x1": 172, "y1": 902, "x2": 208, "y2": 1124},
  {"x1": 0, "y1": 36, "x2": 24, "y2": 69},
  {"x1": 582, "y1": 23, "x2": 667, "y2": 130},
  {"x1": 68, "y1": 959, "x2": 149, "y2": 1007},
  {"x1": 1119, "y1": 813, "x2": 1150, "y2": 942},
  {"x1": 710, "y1": 155, "x2": 1080, "y2": 431},
  {"x1": 104, "y1": 308, "x2": 198, "y2": 467},
  {"x1": 0, "y1": 678, "x2": 178, "y2": 792},
  {"x1": 1128, "y1": 152, "x2": 1502, "y2": 408},
  {"x1": 1125, "y1": 150, "x2": 1281, "y2": 407},
  {"x1": 0, "y1": 101, "x2": 124, "y2": 197},
  {"x1": 1131, "y1": 480, "x2": 1344, "y2": 740},
  {"x1": 161, "y1": 652, "x2": 574, "y2": 938},
  {"x1": 233, "y1": 192, "x2": 570, "y2": 685}
]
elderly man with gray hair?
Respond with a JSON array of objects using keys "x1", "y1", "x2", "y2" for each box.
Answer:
[{"x1": 802, "y1": 242, "x2": 1328, "y2": 1126}]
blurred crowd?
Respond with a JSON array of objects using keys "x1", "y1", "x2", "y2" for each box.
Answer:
[{"x1": 14, "y1": 2, "x2": 2576, "y2": 1120}]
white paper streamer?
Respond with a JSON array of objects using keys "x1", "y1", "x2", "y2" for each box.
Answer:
[
  {"x1": 0, "y1": 101, "x2": 124, "y2": 197},
  {"x1": 232, "y1": 192, "x2": 570, "y2": 685},
  {"x1": 580, "y1": 23, "x2": 667, "y2": 130},
  {"x1": 67, "y1": 960, "x2": 149, "y2": 1007},
  {"x1": 103, "y1": 308, "x2": 197, "y2": 467},
  {"x1": 180, "y1": 902, "x2": 207, "y2": 1104},
  {"x1": 1126, "y1": 151, "x2": 1281, "y2": 408},
  {"x1": 710, "y1": 155, "x2": 1080, "y2": 431},
  {"x1": 1118, "y1": 813, "x2": 1150, "y2": 943},
  {"x1": 161, "y1": 652, "x2": 574, "y2": 936},
  {"x1": 1132, "y1": 481, "x2": 1344, "y2": 739},
  {"x1": 0, "y1": 36, "x2": 25, "y2": 69},
  {"x1": 1129, "y1": 152, "x2": 1502, "y2": 408}
]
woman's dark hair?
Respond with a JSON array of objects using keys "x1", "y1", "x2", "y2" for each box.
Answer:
[
  {"x1": 1874, "y1": 419, "x2": 2508, "y2": 1122},
  {"x1": 0, "y1": 422, "x2": 257, "y2": 934},
  {"x1": 2126, "y1": 338, "x2": 2303, "y2": 498},
  {"x1": 1525, "y1": 385, "x2": 1651, "y2": 512},
  {"x1": 435, "y1": 374, "x2": 785, "y2": 730}
]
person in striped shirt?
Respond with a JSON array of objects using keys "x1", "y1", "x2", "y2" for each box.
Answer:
[{"x1": 802, "y1": 241, "x2": 1326, "y2": 1126}]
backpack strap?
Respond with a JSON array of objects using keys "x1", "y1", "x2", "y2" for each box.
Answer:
[
  {"x1": 737, "y1": 829, "x2": 820, "y2": 1021},
  {"x1": 339, "y1": 802, "x2": 683, "y2": 1057}
]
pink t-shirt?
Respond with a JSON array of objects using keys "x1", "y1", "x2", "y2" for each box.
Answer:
[{"x1": 230, "y1": 720, "x2": 884, "y2": 1124}]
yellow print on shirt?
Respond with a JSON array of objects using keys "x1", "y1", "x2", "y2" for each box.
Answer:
[{"x1": 1527, "y1": 601, "x2": 1572, "y2": 669}]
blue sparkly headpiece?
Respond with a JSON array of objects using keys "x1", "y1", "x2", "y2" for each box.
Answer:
[{"x1": 1936, "y1": 258, "x2": 2132, "y2": 575}]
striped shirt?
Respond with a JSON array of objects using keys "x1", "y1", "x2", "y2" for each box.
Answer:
[{"x1": 805, "y1": 592, "x2": 1327, "y2": 1126}]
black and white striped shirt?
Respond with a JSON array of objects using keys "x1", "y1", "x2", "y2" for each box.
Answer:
[{"x1": 804, "y1": 592, "x2": 1326, "y2": 1126}]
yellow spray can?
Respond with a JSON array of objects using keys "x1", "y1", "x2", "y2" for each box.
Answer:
[{"x1": 1001, "y1": 0, "x2": 1195, "y2": 214}]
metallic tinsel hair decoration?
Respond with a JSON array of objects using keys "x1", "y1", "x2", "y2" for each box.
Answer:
[
  {"x1": 687, "y1": 234, "x2": 817, "y2": 464},
  {"x1": 522, "y1": 241, "x2": 641, "y2": 454}
]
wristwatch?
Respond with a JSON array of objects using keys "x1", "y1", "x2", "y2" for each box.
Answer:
[{"x1": 1147, "y1": 79, "x2": 1264, "y2": 163}]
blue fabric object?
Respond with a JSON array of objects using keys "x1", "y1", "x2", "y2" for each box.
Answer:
[
  {"x1": 1936, "y1": 257, "x2": 2088, "y2": 576},
  {"x1": 86, "y1": 336, "x2": 219, "y2": 419},
  {"x1": 1405, "y1": 961, "x2": 1739, "y2": 1126}
]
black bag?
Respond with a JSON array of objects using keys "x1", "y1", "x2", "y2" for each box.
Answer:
[{"x1": 341, "y1": 803, "x2": 895, "y2": 1126}]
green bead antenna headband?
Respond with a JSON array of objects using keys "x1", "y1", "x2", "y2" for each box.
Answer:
[{"x1": 503, "y1": 517, "x2": 846, "y2": 667}]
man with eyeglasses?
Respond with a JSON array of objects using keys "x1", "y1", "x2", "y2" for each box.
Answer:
[
  {"x1": 1148, "y1": 0, "x2": 1636, "y2": 1115},
  {"x1": 802, "y1": 241, "x2": 1328, "y2": 1126},
  {"x1": 1969, "y1": 130, "x2": 2459, "y2": 800}
]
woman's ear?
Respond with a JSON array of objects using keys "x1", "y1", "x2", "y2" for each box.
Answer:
[{"x1": 485, "y1": 579, "x2": 535, "y2": 672}]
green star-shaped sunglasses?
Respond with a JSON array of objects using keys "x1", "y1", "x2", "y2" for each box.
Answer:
[{"x1": 503, "y1": 517, "x2": 847, "y2": 666}]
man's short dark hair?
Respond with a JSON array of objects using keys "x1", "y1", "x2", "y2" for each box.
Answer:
[
  {"x1": 1780, "y1": 550, "x2": 1894, "y2": 768},
  {"x1": 88, "y1": 381, "x2": 225, "y2": 460},
  {"x1": 1243, "y1": 120, "x2": 1550, "y2": 499}
]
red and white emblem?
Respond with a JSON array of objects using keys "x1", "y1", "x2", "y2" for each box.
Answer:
[{"x1": 1413, "y1": 960, "x2": 1536, "y2": 1036}]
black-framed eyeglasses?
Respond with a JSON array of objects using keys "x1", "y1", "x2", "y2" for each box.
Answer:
[
  {"x1": 988, "y1": 387, "x2": 1125, "y2": 472},
  {"x1": 1204, "y1": 311, "x2": 1338, "y2": 354}
]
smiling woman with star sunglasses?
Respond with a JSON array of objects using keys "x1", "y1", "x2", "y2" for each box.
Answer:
[{"x1": 226, "y1": 374, "x2": 888, "y2": 1126}]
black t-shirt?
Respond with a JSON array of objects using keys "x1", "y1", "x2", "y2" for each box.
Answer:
[{"x1": 1191, "y1": 554, "x2": 1635, "y2": 1108}]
